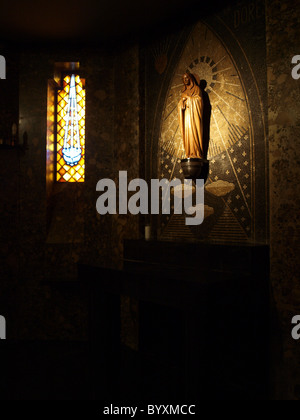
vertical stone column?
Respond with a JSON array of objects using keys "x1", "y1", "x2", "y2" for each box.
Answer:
[
  {"x1": 113, "y1": 46, "x2": 141, "y2": 352},
  {"x1": 266, "y1": 0, "x2": 300, "y2": 399},
  {"x1": 113, "y1": 45, "x2": 140, "y2": 268}
]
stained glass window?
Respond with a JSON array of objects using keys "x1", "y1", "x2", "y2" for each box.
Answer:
[{"x1": 56, "y1": 74, "x2": 85, "y2": 182}]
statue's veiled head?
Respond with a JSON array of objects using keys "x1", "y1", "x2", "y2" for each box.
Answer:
[
  {"x1": 183, "y1": 73, "x2": 192, "y2": 86},
  {"x1": 182, "y1": 72, "x2": 200, "y2": 96}
]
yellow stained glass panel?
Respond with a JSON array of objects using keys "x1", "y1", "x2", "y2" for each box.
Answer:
[{"x1": 56, "y1": 74, "x2": 85, "y2": 182}]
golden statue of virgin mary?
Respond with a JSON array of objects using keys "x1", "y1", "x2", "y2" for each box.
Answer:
[{"x1": 178, "y1": 73, "x2": 206, "y2": 159}]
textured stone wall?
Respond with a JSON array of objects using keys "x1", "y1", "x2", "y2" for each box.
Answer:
[
  {"x1": 266, "y1": 0, "x2": 300, "y2": 400},
  {"x1": 0, "y1": 45, "x2": 140, "y2": 341},
  {"x1": 0, "y1": 52, "x2": 20, "y2": 339},
  {"x1": 0, "y1": 50, "x2": 19, "y2": 143},
  {"x1": 113, "y1": 47, "x2": 141, "y2": 350},
  {"x1": 112, "y1": 46, "x2": 141, "y2": 269}
]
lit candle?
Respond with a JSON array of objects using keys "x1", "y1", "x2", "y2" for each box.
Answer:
[{"x1": 145, "y1": 225, "x2": 151, "y2": 241}]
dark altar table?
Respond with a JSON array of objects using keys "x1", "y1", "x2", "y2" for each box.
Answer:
[{"x1": 79, "y1": 240, "x2": 269, "y2": 401}]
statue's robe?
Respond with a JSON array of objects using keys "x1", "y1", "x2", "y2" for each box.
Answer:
[{"x1": 178, "y1": 90, "x2": 204, "y2": 159}]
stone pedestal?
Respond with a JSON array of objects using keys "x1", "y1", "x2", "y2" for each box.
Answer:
[{"x1": 181, "y1": 158, "x2": 209, "y2": 183}]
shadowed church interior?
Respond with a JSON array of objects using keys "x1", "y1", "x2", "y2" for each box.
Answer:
[{"x1": 0, "y1": 0, "x2": 300, "y2": 401}]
